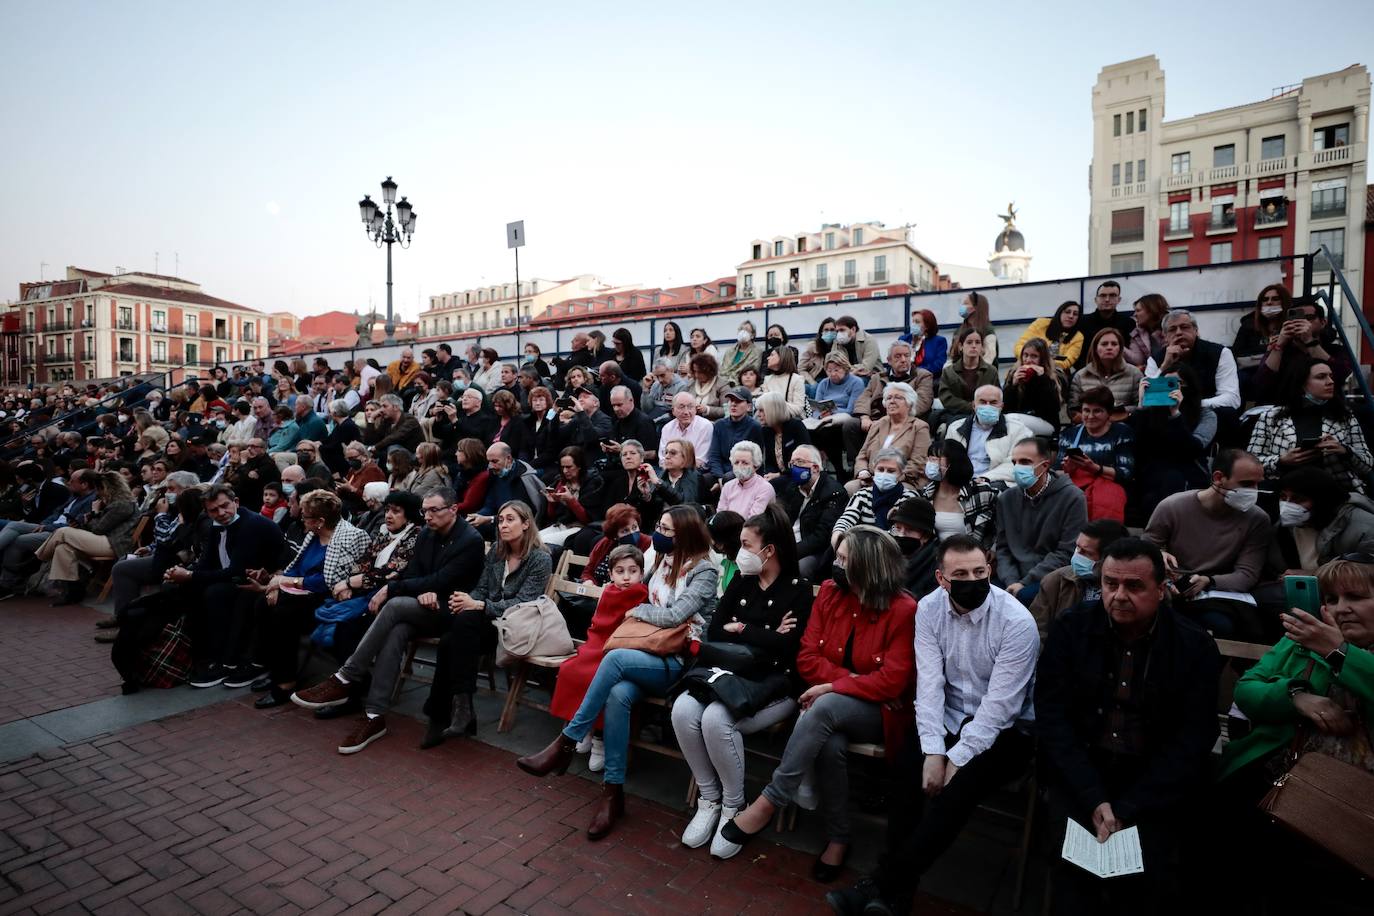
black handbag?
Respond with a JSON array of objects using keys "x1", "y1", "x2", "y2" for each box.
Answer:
[
  {"x1": 693, "y1": 640, "x2": 773, "y2": 680},
  {"x1": 677, "y1": 667, "x2": 791, "y2": 720}
]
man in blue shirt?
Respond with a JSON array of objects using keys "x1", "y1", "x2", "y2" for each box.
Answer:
[
  {"x1": 707, "y1": 388, "x2": 765, "y2": 482},
  {"x1": 467, "y1": 442, "x2": 532, "y2": 539}
]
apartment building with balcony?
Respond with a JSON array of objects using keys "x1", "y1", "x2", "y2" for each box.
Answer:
[
  {"x1": 418, "y1": 274, "x2": 613, "y2": 340},
  {"x1": 4, "y1": 266, "x2": 264, "y2": 385},
  {"x1": 735, "y1": 221, "x2": 940, "y2": 309},
  {"x1": 1089, "y1": 56, "x2": 1369, "y2": 301}
]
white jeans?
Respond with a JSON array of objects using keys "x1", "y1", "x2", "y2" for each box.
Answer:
[{"x1": 671, "y1": 694, "x2": 796, "y2": 809}]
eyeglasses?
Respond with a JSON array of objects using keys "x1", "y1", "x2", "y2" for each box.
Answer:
[{"x1": 421, "y1": 505, "x2": 453, "y2": 516}]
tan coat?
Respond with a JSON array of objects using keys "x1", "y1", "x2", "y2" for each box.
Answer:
[
  {"x1": 1026, "y1": 565, "x2": 1086, "y2": 645},
  {"x1": 854, "y1": 415, "x2": 932, "y2": 487}
]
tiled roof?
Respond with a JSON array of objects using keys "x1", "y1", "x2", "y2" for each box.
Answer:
[{"x1": 95, "y1": 282, "x2": 260, "y2": 314}]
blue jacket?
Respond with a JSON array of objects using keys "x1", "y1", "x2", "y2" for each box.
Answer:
[
  {"x1": 190, "y1": 507, "x2": 286, "y2": 586},
  {"x1": 897, "y1": 333, "x2": 949, "y2": 375},
  {"x1": 43, "y1": 491, "x2": 97, "y2": 531},
  {"x1": 707, "y1": 416, "x2": 765, "y2": 478},
  {"x1": 815, "y1": 373, "x2": 867, "y2": 415}
]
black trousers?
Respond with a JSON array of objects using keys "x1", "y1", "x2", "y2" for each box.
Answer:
[
  {"x1": 421, "y1": 610, "x2": 497, "y2": 723},
  {"x1": 110, "y1": 588, "x2": 183, "y2": 685},
  {"x1": 875, "y1": 728, "x2": 1033, "y2": 911},
  {"x1": 256, "y1": 591, "x2": 327, "y2": 684},
  {"x1": 187, "y1": 581, "x2": 259, "y2": 666}
]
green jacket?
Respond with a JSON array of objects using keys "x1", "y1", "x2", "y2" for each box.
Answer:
[{"x1": 1218, "y1": 636, "x2": 1374, "y2": 780}]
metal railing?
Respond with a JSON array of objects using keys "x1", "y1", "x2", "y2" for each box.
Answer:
[
  {"x1": 116, "y1": 319, "x2": 136, "y2": 330},
  {"x1": 868, "y1": 270, "x2": 888, "y2": 285},
  {"x1": 1309, "y1": 245, "x2": 1372, "y2": 412},
  {"x1": 1110, "y1": 228, "x2": 1145, "y2": 244},
  {"x1": 1255, "y1": 202, "x2": 1288, "y2": 226},
  {"x1": 838, "y1": 274, "x2": 859, "y2": 289},
  {"x1": 1208, "y1": 212, "x2": 1237, "y2": 231},
  {"x1": 812, "y1": 276, "x2": 830, "y2": 291}
]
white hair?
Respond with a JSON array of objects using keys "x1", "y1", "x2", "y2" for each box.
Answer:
[
  {"x1": 883, "y1": 381, "x2": 919, "y2": 412},
  {"x1": 729, "y1": 440, "x2": 764, "y2": 468}
]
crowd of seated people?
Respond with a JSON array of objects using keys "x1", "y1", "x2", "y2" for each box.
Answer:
[{"x1": 1, "y1": 279, "x2": 1371, "y2": 913}]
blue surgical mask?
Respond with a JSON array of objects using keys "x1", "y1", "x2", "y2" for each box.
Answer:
[
  {"x1": 788, "y1": 465, "x2": 812, "y2": 485},
  {"x1": 821, "y1": 331, "x2": 837, "y2": 344},
  {"x1": 1303, "y1": 392, "x2": 1329, "y2": 406},
  {"x1": 1012, "y1": 464, "x2": 1040, "y2": 489},
  {"x1": 872, "y1": 471, "x2": 898, "y2": 491},
  {"x1": 282, "y1": 482, "x2": 296, "y2": 496},
  {"x1": 958, "y1": 304, "x2": 971, "y2": 317},
  {"x1": 523, "y1": 354, "x2": 536, "y2": 363},
  {"x1": 925, "y1": 461, "x2": 943, "y2": 482},
  {"x1": 975, "y1": 405, "x2": 1001, "y2": 426},
  {"x1": 1070, "y1": 550, "x2": 1096, "y2": 579},
  {"x1": 454, "y1": 380, "x2": 468, "y2": 391},
  {"x1": 651, "y1": 530, "x2": 675, "y2": 554}
]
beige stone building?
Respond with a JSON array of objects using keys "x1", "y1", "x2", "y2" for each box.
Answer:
[
  {"x1": 418, "y1": 274, "x2": 613, "y2": 340},
  {"x1": 1089, "y1": 55, "x2": 1368, "y2": 302}
]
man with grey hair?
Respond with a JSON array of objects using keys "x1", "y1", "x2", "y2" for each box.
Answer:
[
  {"x1": 606, "y1": 385, "x2": 658, "y2": 462},
  {"x1": 1145, "y1": 309, "x2": 1241, "y2": 411},
  {"x1": 641, "y1": 358, "x2": 689, "y2": 421},
  {"x1": 944, "y1": 385, "x2": 1031, "y2": 485},
  {"x1": 371, "y1": 393, "x2": 423, "y2": 456},
  {"x1": 230, "y1": 437, "x2": 279, "y2": 509},
  {"x1": 657, "y1": 391, "x2": 713, "y2": 468},
  {"x1": 321, "y1": 398, "x2": 362, "y2": 475},
  {"x1": 770, "y1": 443, "x2": 848, "y2": 578}
]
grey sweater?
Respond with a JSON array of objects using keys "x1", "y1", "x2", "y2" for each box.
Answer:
[
  {"x1": 633, "y1": 559, "x2": 719, "y2": 633},
  {"x1": 995, "y1": 473, "x2": 1087, "y2": 588},
  {"x1": 474, "y1": 547, "x2": 553, "y2": 618}
]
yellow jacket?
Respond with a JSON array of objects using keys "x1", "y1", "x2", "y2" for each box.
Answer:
[{"x1": 1014, "y1": 317, "x2": 1083, "y2": 371}]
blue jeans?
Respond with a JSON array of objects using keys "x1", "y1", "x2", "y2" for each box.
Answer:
[{"x1": 562, "y1": 648, "x2": 684, "y2": 785}]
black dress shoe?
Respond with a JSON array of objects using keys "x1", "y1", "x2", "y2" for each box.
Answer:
[
  {"x1": 824, "y1": 878, "x2": 884, "y2": 916},
  {"x1": 419, "y1": 720, "x2": 447, "y2": 750},
  {"x1": 718, "y1": 815, "x2": 765, "y2": 848},
  {"x1": 811, "y1": 845, "x2": 851, "y2": 883},
  {"x1": 250, "y1": 674, "x2": 273, "y2": 692},
  {"x1": 254, "y1": 687, "x2": 290, "y2": 709}
]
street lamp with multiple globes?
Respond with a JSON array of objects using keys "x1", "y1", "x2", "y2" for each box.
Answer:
[{"x1": 358, "y1": 176, "x2": 417, "y2": 345}]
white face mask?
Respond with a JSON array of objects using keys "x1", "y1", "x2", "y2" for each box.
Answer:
[
  {"x1": 1220, "y1": 484, "x2": 1259, "y2": 513},
  {"x1": 1278, "y1": 500, "x2": 1311, "y2": 527},
  {"x1": 733, "y1": 464, "x2": 755, "y2": 482},
  {"x1": 925, "y1": 461, "x2": 943, "y2": 482},
  {"x1": 1261, "y1": 305, "x2": 1284, "y2": 318},
  {"x1": 735, "y1": 548, "x2": 764, "y2": 577},
  {"x1": 834, "y1": 330, "x2": 852, "y2": 346},
  {"x1": 737, "y1": 330, "x2": 752, "y2": 344}
]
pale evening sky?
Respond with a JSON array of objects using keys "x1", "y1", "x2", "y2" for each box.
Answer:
[{"x1": 1, "y1": 1, "x2": 1371, "y2": 319}]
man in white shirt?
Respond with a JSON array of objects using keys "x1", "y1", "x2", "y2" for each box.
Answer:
[
  {"x1": 828, "y1": 534, "x2": 1038, "y2": 915},
  {"x1": 657, "y1": 391, "x2": 713, "y2": 469},
  {"x1": 1144, "y1": 310, "x2": 1240, "y2": 411},
  {"x1": 944, "y1": 386, "x2": 1030, "y2": 485}
]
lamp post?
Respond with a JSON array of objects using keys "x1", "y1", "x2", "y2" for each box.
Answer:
[{"x1": 358, "y1": 176, "x2": 417, "y2": 345}]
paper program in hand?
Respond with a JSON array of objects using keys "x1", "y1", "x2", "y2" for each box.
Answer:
[{"x1": 1060, "y1": 818, "x2": 1144, "y2": 878}]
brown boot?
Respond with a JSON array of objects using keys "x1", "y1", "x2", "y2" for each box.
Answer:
[
  {"x1": 587, "y1": 783, "x2": 625, "y2": 841},
  {"x1": 516, "y1": 734, "x2": 576, "y2": 777}
]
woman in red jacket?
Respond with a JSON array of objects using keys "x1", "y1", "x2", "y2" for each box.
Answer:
[{"x1": 721, "y1": 525, "x2": 917, "y2": 881}]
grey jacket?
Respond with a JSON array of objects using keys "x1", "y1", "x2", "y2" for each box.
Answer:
[
  {"x1": 633, "y1": 559, "x2": 720, "y2": 634},
  {"x1": 473, "y1": 547, "x2": 552, "y2": 618},
  {"x1": 995, "y1": 472, "x2": 1088, "y2": 588}
]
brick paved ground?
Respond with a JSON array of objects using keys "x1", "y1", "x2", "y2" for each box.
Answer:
[
  {"x1": 0, "y1": 601, "x2": 115, "y2": 726},
  {"x1": 0, "y1": 696, "x2": 978, "y2": 915}
]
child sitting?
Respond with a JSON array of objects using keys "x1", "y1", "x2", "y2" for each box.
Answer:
[
  {"x1": 260, "y1": 481, "x2": 287, "y2": 524},
  {"x1": 548, "y1": 544, "x2": 648, "y2": 772}
]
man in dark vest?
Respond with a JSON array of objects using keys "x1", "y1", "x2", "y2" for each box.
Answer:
[
  {"x1": 1146, "y1": 309, "x2": 1240, "y2": 440},
  {"x1": 1073, "y1": 280, "x2": 1136, "y2": 369}
]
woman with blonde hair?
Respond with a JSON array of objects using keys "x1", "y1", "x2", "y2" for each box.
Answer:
[
  {"x1": 410, "y1": 442, "x2": 451, "y2": 496},
  {"x1": 35, "y1": 471, "x2": 139, "y2": 606},
  {"x1": 422, "y1": 501, "x2": 552, "y2": 748}
]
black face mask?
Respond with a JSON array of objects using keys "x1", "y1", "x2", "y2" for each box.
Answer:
[
  {"x1": 347, "y1": 458, "x2": 363, "y2": 470},
  {"x1": 831, "y1": 563, "x2": 849, "y2": 591},
  {"x1": 892, "y1": 534, "x2": 924, "y2": 556},
  {"x1": 766, "y1": 337, "x2": 783, "y2": 348},
  {"x1": 948, "y1": 577, "x2": 991, "y2": 611}
]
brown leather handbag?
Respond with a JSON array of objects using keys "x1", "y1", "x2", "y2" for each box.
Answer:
[
  {"x1": 603, "y1": 618, "x2": 690, "y2": 656},
  {"x1": 1259, "y1": 660, "x2": 1374, "y2": 878}
]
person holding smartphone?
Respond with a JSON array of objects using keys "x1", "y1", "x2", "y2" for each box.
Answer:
[
  {"x1": 1248, "y1": 359, "x2": 1372, "y2": 495},
  {"x1": 1055, "y1": 386, "x2": 1135, "y2": 522}
]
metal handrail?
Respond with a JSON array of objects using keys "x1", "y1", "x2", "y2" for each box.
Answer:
[
  {"x1": 1309, "y1": 244, "x2": 1373, "y2": 412},
  {"x1": 0, "y1": 370, "x2": 175, "y2": 450}
]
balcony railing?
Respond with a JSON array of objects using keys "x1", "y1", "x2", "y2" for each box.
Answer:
[
  {"x1": 214, "y1": 329, "x2": 228, "y2": 340},
  {"x1": 200, "y1": 328, "x2": 214, "y2": 338},
  {"x1": 740, "y1": 286, "x2": 755, "y2": 299},
  {"x1": 1110, "y1": 228, "x2": 1145, "y2": 244},
  {"x1": 1255, "y1": 155, "x2": 1290, "y2": 175},
  {"x1": 868, "y1": 270, "x2": 889, "y2": 285},
  {"x1": 784, "y1": 281, "x2": 802, "y2": 295},
  {"x1": 151, "y1": 324, "x2": 168, "y2": 334},
  {"x1": 1158, "y1": 144, "x2": 1364, "y2": 192},
  {"x1": 45, "y1": 350, "x2": 73, "y2": 364},
  {"x1": 1208, "y1": 164, "x2": 1239, "y2": 181},
  {"x1": 812, "y1": 276, "x2": 830, "y2": 291},
  {"x1": 764, "y1": 286, "x2": 777, "y2": 298},
  {"x1": 1208, "y1": 211, "x2": 1237, "y2": 231},
  {"x1": 1311, "y1": 200, "x2": 1347, "y2": 219},
  {"x1": 1312, "y1": 145, "x2": 1352, "y2": 165},
  {"x1": 117, "y1": 352, "x2": 136, "y2": 363},
  {"x1": 116, "y1": 319, "x2": 136, "y2": 331},
  {"x1": 838, "y1": 274, "x2": 859, "y2": 289},
  {"x1": 151, "y1": 355, "x2": 170, "y2": 365}
]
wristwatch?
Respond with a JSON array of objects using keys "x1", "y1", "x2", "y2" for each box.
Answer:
[
  {"x1": 1325, "y1": 643, "x2": 1349, "y2": 676},
  {"x1": 1287, "y1": 681, "x2": 1310, "y2": 699}
]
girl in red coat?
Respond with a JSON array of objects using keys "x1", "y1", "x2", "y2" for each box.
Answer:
[
  {"x1": 720, "y1": 525, "x2": 917, "y2": 882},
  {"x1": 548, "y1": 544, "x2": 648, "y2": 771}
]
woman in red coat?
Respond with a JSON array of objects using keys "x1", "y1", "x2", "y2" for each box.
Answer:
[
  {"x1": 720, "y1": 525, "x2": 917, "y2": 882},
  {"x1": 548, "y1": 544, "x2": 649, "y2": 770}
]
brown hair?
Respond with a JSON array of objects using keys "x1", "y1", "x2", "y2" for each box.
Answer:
[
  {"x1": 602, "y1": 503, "x2": 641, "y2": 538},
  {"x1": 1088, "y1": 327, "x2": 1128, "y2": 375},
  {"x1": 456, "y1": 438, "x2": 486, "y2": 470},
  {"x1": 958, "y1": 292, "x2": 991, "y2": 334},
  {"x1": 1251, "y1": 284, "x2": 1293, "y2": 333},
  {"x1": 658, "y1": 505, "x2": 711, "y2": 586},
  {"x1": 1133, "y1": 293, "x2": 1170, "y2": 332},
  {"x1": 689, "y1": 352, "x2": 718, "y2": 379},
  {"x1": 300, "y1": 489, "x2": 343, "y2": 527}
]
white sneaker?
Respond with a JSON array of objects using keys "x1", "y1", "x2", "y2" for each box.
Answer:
[
  {"x1": 575, "y1": 734, "x2": 593, "y2": 754},
  {"x1": 709, "y1": 806, "x2": 742, "y2": 859},
  {"x1": 681, "y1": 798, "x2": 722, "y2": 848},
  {"x1": 588, "y1": 736, "x2": 605, "y2": 772}
]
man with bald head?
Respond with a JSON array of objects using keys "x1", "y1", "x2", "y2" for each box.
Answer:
[
  {"x1": 606, "y1": 384, "x2": 657, "y2": 463},
  {"x1": 944, "y1": 384, "x2": 1031, "y2": 485},
  {"x1": 386, "y1": 348, "x2": 421, "y2": 392},
  {"x1": 551, "y1": 332, "x2": 597, "y2": 390},
  {"x1": 597, "y1": 361, "x2": 642, "y2": 415},
  {"x1": 657, "y1": 391, "x2": 713, "y2": 469},
  {"x1": 467, "y1": 442, "x2": 532, "y2": 539}
]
